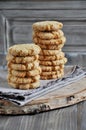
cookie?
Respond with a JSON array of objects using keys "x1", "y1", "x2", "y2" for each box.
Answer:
[
  {"x1": 39, "y1": 57, "x2": 67, "y2": 66},
  {"x1": 7, "y1": 60, "x2": 39, "y2": 71},
  {"x1": 8, "y1": 44, "x2": 41, "y2": 56},
  {"x1": 35, "y1": 43, "x2": 64, "y2": 50},
  {"x1": 41, "y1": 69, "x2": 64, "y2": 76},
  {"x1": 8, "y1": 74, "x2": 40, "y2": 84},
  {"x1": 9, "y1": 67, "x2": 41, "y2": 77},
  {"x1": 41, "y1": 64, "x2": 64, "y2": 71},
  {"x1": 40, "y1": 49, "x2": 61, "y2": 56},
  {"x1": 40, "y1": 72, "x2": 64, "y2": 80},
  {"x1": 39, "y1": 52, "x2": 65, "y2": 61},
  {"x1": 32, "y1": 21, "x2": 63, "y2": 31},
  {"x1": 6, "y1": 54, "x2": 39, "y2": 63},
  {"x1": 33, "y1": 30, "x2": 64, "y2": 40},
  {"x1": 27, "y1": 67, "x2": 41, "y2": 76},
  {"x1": 33, "y1": 36, "x2": 66, "y2": 45},
  {"x1": 8, "y1": 81, "x2": 40, "y2": 90}
]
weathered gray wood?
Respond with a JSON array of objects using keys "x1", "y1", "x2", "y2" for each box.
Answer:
[
  {"x1": 80, "y1": 101, "x2": 86, "y2": 130},
  {"x1": 0, "y1": 14, "x2": 6, "y2": 53},
  {"x1": 1, "y1": 10, "x2": 86, "y2": 19},
  {"x1": 0, "y1": 0, "x2": 86, "y2": 67},
  {"x1": 1, "y1": 102, "x2": 86, "y2": 130},
  {"x1": 65, "y1": 52, "x2": 86, "y2": 67},
  {"x1": 0, "y1": 104, "x2": 81, "y2": 130},
  {"x1": 0, "y1": 10, "x2": 86, "y2": 48},
  {"x1": 63, "y1": 23, "x2": 86, "y2": 46},
  {"x1": 5, "y1": 20, "x2": 33, "y2": 45},
  {"x1": 2, "y1": 18, "x2": 86, "y2": 47},
  {"x1": 0, "y1": 14, "x2": 7, "y2": 67},
  {"x1": 0, "y1": 1, "x2": 86, "y2": 9}
]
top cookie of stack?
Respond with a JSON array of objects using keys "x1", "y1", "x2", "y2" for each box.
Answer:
[
  {"x1": 32, "y1": 21, "x2": 67, "y2": 80},
  {"x1": 6, "y1": 44, "x2": 41, "y2": 89}
]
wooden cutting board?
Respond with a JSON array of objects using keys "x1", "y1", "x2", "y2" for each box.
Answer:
[{"x1": 0, "y1": 77, "x2": 86, "y2": 115}]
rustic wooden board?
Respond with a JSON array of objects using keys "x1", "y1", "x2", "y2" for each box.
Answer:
[{"x1": 0, "y1": 77, "x2": 86, "y2": 115}]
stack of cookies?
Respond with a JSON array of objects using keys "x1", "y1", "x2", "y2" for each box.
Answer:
[
  {"x1": 32, "y1": 21, "x2": 67, "y2": 80},
  {"x1": 6, "y1": 44, "x2": 41, "y2": 89}
]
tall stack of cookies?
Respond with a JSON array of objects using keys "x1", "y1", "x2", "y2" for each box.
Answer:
[
  {"x1": 6, "y1": 44, "x2": 41, "y2": 89},
  {"x1": 32, "y1": 21, "x2": 67, "y2": 80}
]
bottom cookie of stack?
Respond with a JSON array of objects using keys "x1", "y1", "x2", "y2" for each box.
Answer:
[
  {"x1": 8, "y1": 81, "x2": 40, "y2": 89},
  {"x1": 8, "y1": 74, "x2": 40, "y2": 89}
]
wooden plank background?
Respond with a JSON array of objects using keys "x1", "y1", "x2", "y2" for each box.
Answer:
[{"x1": 0, "y1": 0, "x2": 86, "y2": 67}]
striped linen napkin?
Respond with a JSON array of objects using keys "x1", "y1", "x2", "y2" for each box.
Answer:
[{"x1": 0, "y1": 66, "x2": 86, "y2": 106}]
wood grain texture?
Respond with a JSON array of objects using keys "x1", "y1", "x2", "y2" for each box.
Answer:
[
  {"x1": 0, "y1": 1, "x2": 86, "y2": 9},
  {"x1": 0, "y1": 14, "x2": 6, "y2": 53},
  {"x1": 1, "y1": 102, "x2": 86, "y2": 130},
  {"x1": 0, "y1": 0, "x2": 86, "y2": 67},
  {"x1": 0, "y1": 103, "x2": 84, "y2": 130},
  {"x1": 80, "y1": 102, "x2": 86, "y2": 130}
]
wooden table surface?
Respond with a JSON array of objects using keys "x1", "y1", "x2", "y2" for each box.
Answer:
[{"x1": 0, "y1": 101, "x2": 86, "y2": 130}]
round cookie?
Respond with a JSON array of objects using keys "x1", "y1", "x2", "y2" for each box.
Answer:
[
  {"x1": 35, "y1": 43, "x2": 64, "y2": 50},
  {"x1": 9, "y1": 67, "x2": 41, "y2": 77},
  {"x1": 27, "y1": 67, "x2": 41, "y2": 77},
  {"x1": 41, "y1": 69, "x2": 64, "y2": 76},
  {"x1": 33, "y1": 30, "x2": 64, "y2": 40},
  {"x1": 7, "y1": 60, "x2": 39, "y2": 71},
  {"x1": 39, "y1": 57, "x2": 67, "y2": 66},
  {"x1": 9, "y1": 69, "x2": 26, "y2": 78},
  {"x1": 41, "y1": 64, "x2": 64, "y2": 71},
  {"x1": 39, "y1": 52, "x2": 65, "y2": 61},
  {"x1": 8, "y1": 74, "x2": 40, "y2": 84},
  {"x1": 33, "y1": 36, "x2": 66, "y2": 45},
  {"x1": 8, "y1": 44, "x2": 41, "y2": 56},
  {"x1": 6, "y1": 54, "x2": 39, "y2": 63},
  {"x1": 32, "y1": 21, "x2": 63, "y2": 31},
  {"x1": 40, "y1": 49, "x2": 61, "y2": 56},
  {"x1": 8, "y1": 81, "x2": 40, "y2": 90},
  {"x1": 40, "y1": 72, "x2": 64, "y2": 80}
]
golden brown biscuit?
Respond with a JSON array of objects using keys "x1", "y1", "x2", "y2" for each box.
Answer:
[
  {"x1": 27, "y1": 67, "x2": 41, "y2": 77},
  {"x1": 39, "y1": 52, "x2": 65, "y2": 61},
  {"x1": 9, "y1": 67, "x2": 41, "y2": 77},
  {"x1": 33, "y1": 30, "x2": 64, "y2": 40},
  {"x1": 40, "y1": 72, "x2": 64, "y2": 80},
  {"x1": 35, "y1": 43, "x2": 64, "y2": 50},
  {"x1": 41, "y1": 64, "x2": 64, "y2": 71},
  {"x1": 39, "y1": 57, "x2": 67, "y2": 66},
  {"x1": 8, "y1": 44, "x2": 41, "y2": 56},
  {"x1": 8, "y1": 74, "x2": 40, "y2": 84},
  {"x1": 8, "y1": 81, "x2": 40, "y2": 90},
  {"x1": 6, "y1": 54, "x2": 39, "y2": 63},
  {"x1": 32, "y1": 21, "x2": 63, "y2": 31},
  {"x1": 7, "y1": 60, "x2": 39, "y2": 71},
  {"x1": 40, "y1": 49, "x2": 61, "y2": 56},
  {"x1": 8, "y1": 69, "x2": 26, "y2": 78},
  {"x1": 33, "y1": 36, "x2": 66, "y2": 45},
  {"x1": 41, "y1": 69, "x2": 64, "y2": 76}
]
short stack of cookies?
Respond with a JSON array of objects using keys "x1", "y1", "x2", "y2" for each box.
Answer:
[
  {"x1": 32, "y1": 21, "x2": 67, "y2": 80},
  {"x1": 6, "y1": 44, "x2": 41, "y2": 89}
]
